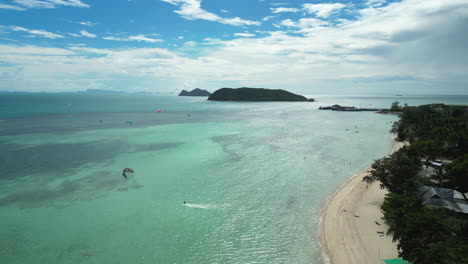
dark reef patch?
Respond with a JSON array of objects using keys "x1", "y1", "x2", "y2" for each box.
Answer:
[
  {"x1": 0, "y1": 141, "x2": 181, "y2": 180},
  {"x1": 212, "y1": 134, "x2": 243, "y2": 162},
  {"x1": 0, "y1": 170, "x2": 126, "y2": 208}
]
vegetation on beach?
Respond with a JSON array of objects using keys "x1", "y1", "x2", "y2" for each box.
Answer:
[
  {"x1": 363, "y1": 103, "x2": 468, "y2": 264},
  {"x1": 381, "y1": 193, "x2": 468, "y2": 264}
]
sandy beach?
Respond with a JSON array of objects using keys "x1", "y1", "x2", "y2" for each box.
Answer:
[{"x1": 321, "y1": 140, "x2": 406, "y2": 264}]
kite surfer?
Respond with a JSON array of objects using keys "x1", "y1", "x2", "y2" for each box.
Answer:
[{"x1": 122, "y1": 168, "x2": 134, "y2": 179}]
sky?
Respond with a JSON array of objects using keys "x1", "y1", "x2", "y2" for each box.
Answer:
[{"x1": 0, "y1": 0, "x2": 467, "y2": 95}]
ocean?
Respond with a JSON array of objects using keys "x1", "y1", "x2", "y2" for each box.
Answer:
[{"x1": 1, "y1": 93, "x2": 467, "y2": 264}]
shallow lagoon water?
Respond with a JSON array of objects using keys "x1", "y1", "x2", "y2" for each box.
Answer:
[{"x1": 1, "y1": 94, "x2": 466, "y2": 263}]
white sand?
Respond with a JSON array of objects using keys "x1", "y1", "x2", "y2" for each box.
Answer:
[{"x1": 321, "y1": 141, "x2": 406, "y2": 264}]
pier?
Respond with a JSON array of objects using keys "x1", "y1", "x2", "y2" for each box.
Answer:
[{"x1": 319, "y1": 104, "x2": 385, "y2": 112}]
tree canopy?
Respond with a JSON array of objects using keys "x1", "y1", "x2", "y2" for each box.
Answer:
[
  {"x1": 364, "y1": 103, "x2": 468, "y2": 264},
  {"x1": 363, "y1": 146, "x2": 422, "y2": 194}
]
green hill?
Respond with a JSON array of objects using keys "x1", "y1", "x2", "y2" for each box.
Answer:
[
  {"x1": 178, "y1": 88, "x2": 212, "y2": 96},
  {"x1": 207, "y1": 87, "x2": 311, "y2": 102}
]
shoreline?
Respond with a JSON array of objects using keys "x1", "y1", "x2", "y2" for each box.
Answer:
[{"x1": 320, "y1": 138, "x2": 406, "y2": 264}]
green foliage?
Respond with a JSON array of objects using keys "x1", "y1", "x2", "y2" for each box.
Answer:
[
  {"x1": 374, "y1": 103, "x2": 468, "y2": 264},
  {"x1": 381, "y1": 193, "x2": 421, "y2": 234},
  {"x1": 207, "y1": 87, "x2": 308, "y2": 101},
  {"x1": 393, "y1": 104, "x2": 468, "y2": 156},
  {"x1": 411, "y1": 140, "x2": 442, "y2": 162},
  {"x1": 382, "y1": 193, "x2": 468, "y2": 264},
  {"x1": 391, "y1": 101, "x2": 403, "y2": 112},
  {"x1": 363, "y1": 146, "x2": 422, "y2": 194},
  {"x1": 445, "y1": 154, "x2": 468, "y2": 193},
  {"x1": 179, "y1": 88, "x2": 211, "y2": 96}
]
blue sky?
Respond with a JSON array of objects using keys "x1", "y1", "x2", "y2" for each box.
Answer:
[{"x1": 0, "y1": 0, "x2": 467, "y2": 94}]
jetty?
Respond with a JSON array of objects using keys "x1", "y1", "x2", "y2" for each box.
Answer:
[{"x1": 319, "y1": 104, "x2": 385, "y2": 112}]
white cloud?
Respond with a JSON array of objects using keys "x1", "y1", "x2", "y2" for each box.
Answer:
[
  {"x1": 9, "y1": 26, "x2": 65, "y2": 39},
  {"x1": 184, "y1": 40, "x2": 197, "y2": 47},
  {"x1": 160, "y1": 0, "x2": 261, "y2": 26},
  {"x1": 202, "y1": 38, "x2": 226, "y2": 45},
  {"x1": 12, "y1": 0, "x2": 54, "y2": 8},
  {"x1": 269, "y1": 2, "x2": 288, "y2": 6},
  {"x1": 262, "y1": 15, "x2": 275, "y2": 21},
  {"x1": 270, "y1": 7, "x2": 299, "y2": 13},
  {"x1": 102, "y1": 36, "x2": 126, "y2": 41},
  {"x1": 366, "y1": 0, "x2": 386, "y2": 7},
  {"x1": 128, "y1": 35, "x2": 162, "y2": 43},
  {"x1": 233, "y1": 33, "x2": 255, "y2": 37},
  {"x1": 302, "y1": 3, "x2": 348, "y2": 18},
  {"x1": 0, "y1": 3, "x2": 26, "y2": 10},
  {"x1": 1, "y1": 0, "x2": 467, "y2": 94},
  {"x1": 12, "y1": 0, "x2": 89, "y2": 9},
  {"x1": 280, "y1": 18, "x2": 330, "y2": 29},
  {"x1": 177, "y1": 36, "x2": 184, "y2": 40},
  {"x1": 80, "y1": 30, "x2": 96, "y2": 38},
  {"x1": 103, "y1": 34, "x2": 163, "y2": 43},
  {"x1": 220, "y1": 9, "x2": 228, "y2": 13},
  {"x1": 0, "y1": 44, "x2": 74, "y2": 55},
  {"x1": 77, "y1": 21, "x2": 96, "y2": 26},
  {"x1": 67, "y1": 43, "x2": 86, "y2": 46}
]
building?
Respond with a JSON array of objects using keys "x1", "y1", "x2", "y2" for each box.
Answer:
[{"x1": 416, "y1": 186, "x2": 468, "y2": 214}]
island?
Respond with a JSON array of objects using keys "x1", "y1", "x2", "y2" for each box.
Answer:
[
  {"x1": 207, "y1": 87, "x2": 314, "y2": 102},
  {"x1": 77, "y1": 89, "x2": 127, "y2": 94},
  {"x1": 178, "y1": 88, "x2": 212, "y2": 96}
]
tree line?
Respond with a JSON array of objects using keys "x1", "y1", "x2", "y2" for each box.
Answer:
[{"x1": 363, "y1": 103, "x2": 468, "y2": 264}]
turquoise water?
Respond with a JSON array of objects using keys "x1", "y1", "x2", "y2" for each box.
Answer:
[{"x1": 1, "y1": 94, "x2": 467, "y2": 263}]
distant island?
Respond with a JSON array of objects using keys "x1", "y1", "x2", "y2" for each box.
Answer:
[
  {"x1": 0, "y1": 90, "x2": 172, "y2": 95},
  {"x1": 207, "y1": 87, "x2": 314, "y2": 102},
  {"x1": 179, "y1": 88, "x2": 212, "y2": 97},
  {"x1": 77, "y1": 89, "x2": 127, "y2": 94}
]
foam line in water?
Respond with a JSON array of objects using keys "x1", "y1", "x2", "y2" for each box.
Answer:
[
  {"x1": 183, "y1": 203, "x2": 213, "y2": 209},
  {"x1": 182, "y1": 203, "x2": 229, "y2": 209}
]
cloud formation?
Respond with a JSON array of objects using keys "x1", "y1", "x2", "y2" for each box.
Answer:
[
  {"x1": 0, "y1": 3, "x2": 26, "y2": 10},
  {"x1": 233, "y1": 33, "x2": 255, "y2": 37},
  {"x1": 103, "y1": 34, "x2": 163, "y2": 43},
  {"x1": 12, "y1": 0, "x2": 89, "y2": 9},
  {"x1": 79, "y1": 30, "x2": 96, "y2": 38},
  {"x1": 270, "y1": 7, "x2": 299, "y2": 13},
  {"x1": 302, "y1": 3, "x2": 348, "y2": 18},
  {"x1": 160, "y1": 0, "x2": 260, "y2": 26},
  {"x1": 0, "y1": 0, "x2": 467, "y2": 94},
  {"x1": 9, "y1": 26, "x2": 65, "y2": 39},
  {"x1": 76, "y1": 21, "x2": 96, "y2": 26}
]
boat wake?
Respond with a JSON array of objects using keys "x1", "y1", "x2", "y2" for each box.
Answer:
[{"x1": 183, "y1": 203, "x2": 227, "y2": 210}]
